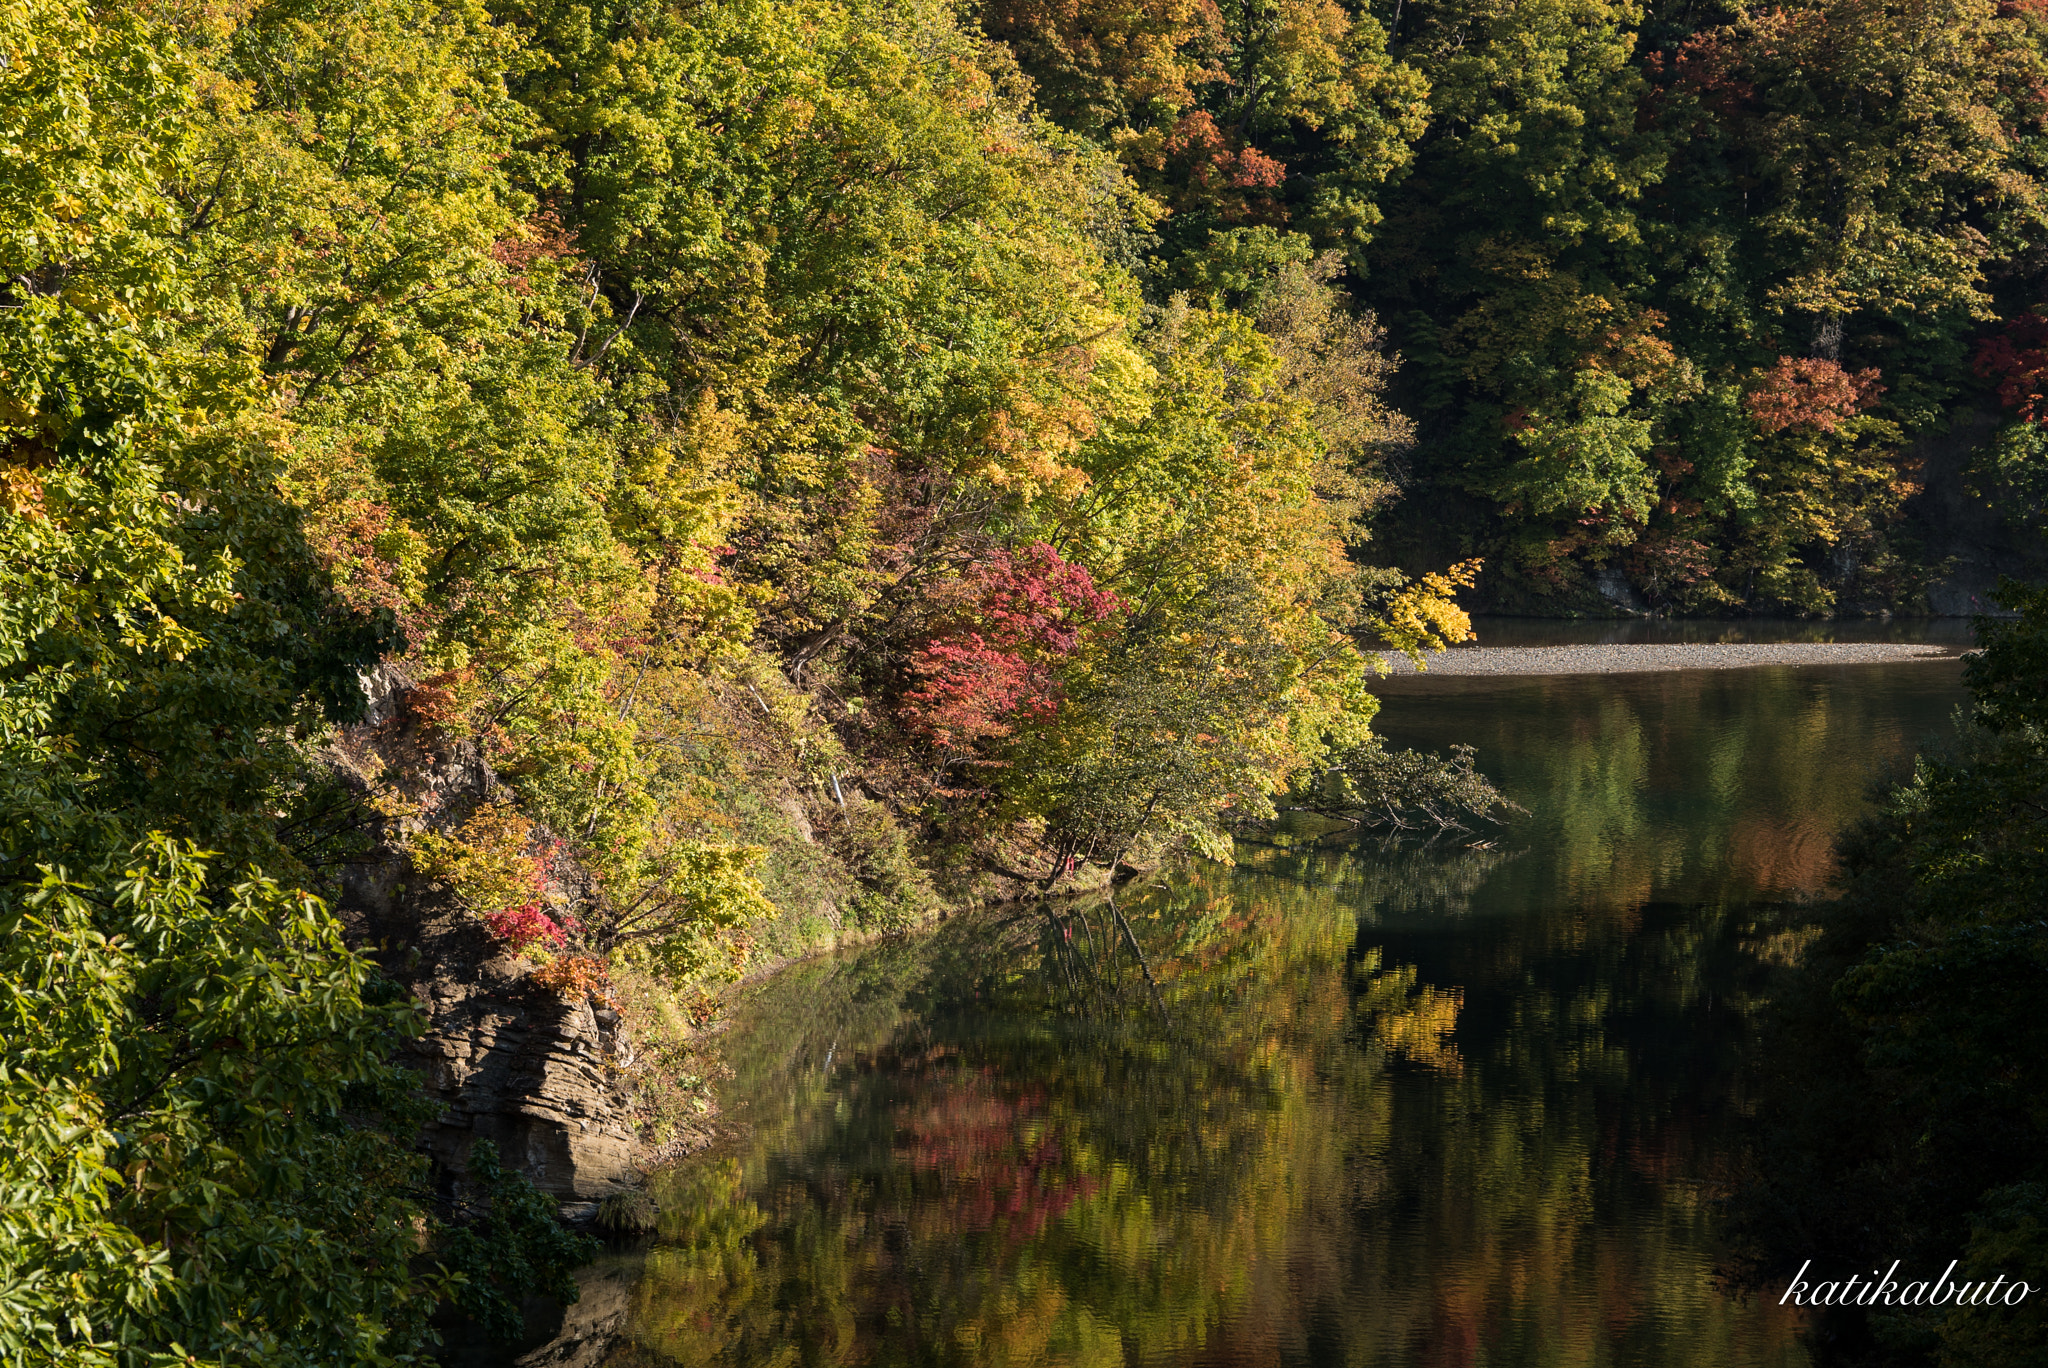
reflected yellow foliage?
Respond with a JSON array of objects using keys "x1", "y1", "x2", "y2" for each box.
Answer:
[
  {"x1": 1354, "y1": 949, "x2": 1465, "y2": 1074},
  {"x1": 602, "y1": 664, "x2": 1966, "y2": 1368}
]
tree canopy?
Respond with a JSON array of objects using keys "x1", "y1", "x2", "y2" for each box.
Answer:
[
  {"x1": 17, "y1": 0, "x2": 2048, "y2": 1354},
  {"x1": 1, "y1": 0, "x2": 1464, "y2": 1356}
]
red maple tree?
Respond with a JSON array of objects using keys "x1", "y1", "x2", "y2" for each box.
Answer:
[
  {"x1": 901, "y1": 543, "x2": 1120, "y2": 751},
  {"x1": 1975, "y1": 313, "x2": 2048, "y2": 423}
]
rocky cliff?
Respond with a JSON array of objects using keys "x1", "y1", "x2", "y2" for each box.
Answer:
[{"x1": 325, "y1": 666, "x2": 643, "y2": 1205}]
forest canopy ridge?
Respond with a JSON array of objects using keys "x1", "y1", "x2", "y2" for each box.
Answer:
[{"x1": 5, "y1": 0, "x2": 2045, "y2": 1358}]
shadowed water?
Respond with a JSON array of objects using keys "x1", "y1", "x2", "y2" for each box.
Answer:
[{"x1": 587, "y1": 657, "x2": 1968, "y2": 1368}]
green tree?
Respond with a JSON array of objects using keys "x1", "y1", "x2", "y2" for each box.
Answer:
[
  {"x1": 1360, "y1": 0, "x2": 1677, "y2": 600},
  {"x1": 1, "y1": 3, "x2": 595, "y2": 1359},
  {"x1": 0, "y1": 840, "x2": 592, "y2": 1366},
  {"x1": 1734, "y1": 581, "x2": 2048, "y2": 1365}
]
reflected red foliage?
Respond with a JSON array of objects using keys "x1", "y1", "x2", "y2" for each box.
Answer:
[{"x1": 895, "y1": 1070, "x2": 1100, "y2": 1242}]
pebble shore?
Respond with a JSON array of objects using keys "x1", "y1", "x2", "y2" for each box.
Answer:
[{"x1": 1375, "y1": 641, "x2": 1966, "y2": 676}]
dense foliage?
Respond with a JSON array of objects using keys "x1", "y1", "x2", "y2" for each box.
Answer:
[
  {"x1": 20, "y1": 0, "x2": 2042, "y2": 1353},
  {"x1": 1733, "y1": 582, "x2": 2048, "y2": 1367},
  {"x1": 0, "y1": 0, "x2": 1472, "y2": 1355},
  {"x1": 1, "y1": 0, "x2": 1476, "y2": 969},
  {"x1": 0, "y1": 843, "x2": 591, "y2": 1366},
  {"x1": 981, "y1": 0, "x2": 2048, "y2": 612}
]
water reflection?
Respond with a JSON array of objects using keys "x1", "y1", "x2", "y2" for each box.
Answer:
[
  {"x1": 1365, "y1": 663, "x2": 1966, "y2": 913},
  {"x1": 599, "y1": 661, "x2": 1966, "y2": 1368}
]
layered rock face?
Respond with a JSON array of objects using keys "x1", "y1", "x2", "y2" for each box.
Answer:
[
  {"x1": 405, "y1": 951, "x2": 639, "y2": 1200},
  {"x1": 327, "y1": 666, "x2": 641, "y2": 1202},
  {"x1": 437, "y1": 1251, "x2": 645, "y2": 1368}
]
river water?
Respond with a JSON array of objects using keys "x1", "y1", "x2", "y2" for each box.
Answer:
[{"x1": 591, "y1": 652, "x2": 1970, "y2": 1368}]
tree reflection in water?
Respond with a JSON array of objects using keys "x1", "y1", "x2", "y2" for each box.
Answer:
[{"x1": 613, "y1": 662, "x2": 1966, "y2": 1368}]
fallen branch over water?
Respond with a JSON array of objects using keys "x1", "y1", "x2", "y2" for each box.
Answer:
[{"x1": 1281, "y1": 743, "x2": 1524, "y2": 834}]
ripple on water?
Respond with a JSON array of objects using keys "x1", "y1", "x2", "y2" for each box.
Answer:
[{"x1": 527, "y1": 651, "x2": 1970, "y2": 1368}]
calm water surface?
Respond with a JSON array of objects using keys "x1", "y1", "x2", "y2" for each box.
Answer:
[{"x1": 605, "y1": 657, "x2": 1969, "y2": 1368}]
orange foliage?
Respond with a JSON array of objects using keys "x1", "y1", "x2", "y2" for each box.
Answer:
[
  {"x1": 530, "y1": 953, "x2": 619, "y2": 1009},
  {"x1": 1623, "y1": 533, "x2": 1718, "y2": 602},
  {"x1": 403, "y1": 669, "x2": 474, "y2": 730},
  {"x1": 489, "y1": 208, "x2": 579, "y2": 296},
  {"x1": 1743, "y1": 356, "x2": 1883, "y2": 434},
  {"x1": 1649, "y1": 29, "x2": 1755, "y2": 121},
  {"x1": 1138, "y1": 110, "x2": 1289, "y2": 219}
]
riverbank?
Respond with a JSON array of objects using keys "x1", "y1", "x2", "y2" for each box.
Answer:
[
  {"x1": 614, "y1": 637, "x2": 1965, "y2": 1192},
  {"x1": 1376, "y1": 640, "x2": 1965, "y2": 675}
]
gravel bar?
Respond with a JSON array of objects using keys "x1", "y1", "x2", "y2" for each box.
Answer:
[{"x1": 1374, "y1": 641, "x2": 1966, "y2": 676}]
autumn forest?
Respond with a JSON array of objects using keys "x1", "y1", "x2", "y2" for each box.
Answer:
[{"x1": 7, "y1": 0, "x2": 2048, "y2": 1362}]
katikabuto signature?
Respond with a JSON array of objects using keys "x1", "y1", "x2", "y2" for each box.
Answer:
[{"x1": 1781, "y1": 1261, "x2": 2035, "y2": 1308}]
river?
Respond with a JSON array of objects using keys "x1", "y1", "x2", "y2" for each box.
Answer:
[{"x1": 523, "y1": 638, "x2": 1972, "y2": 1368}]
